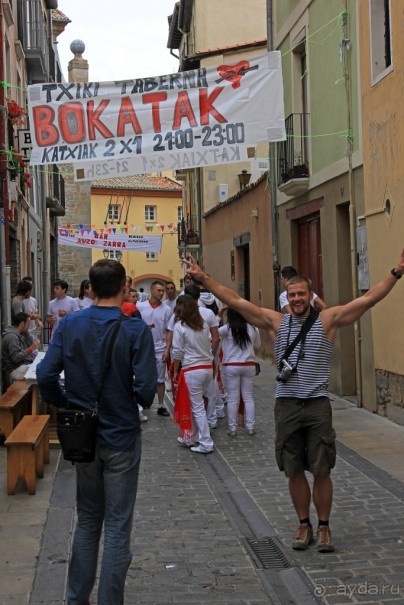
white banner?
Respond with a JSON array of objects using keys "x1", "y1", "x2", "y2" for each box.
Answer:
[
  {"x1": 73, "y1": 145, "x2": 250, "y2": 181},
  {"x1": 58, "y1": 229, "x2": 162, "y2": 253},
  {"x1": 27, "y1": 52, "x2": 285, "y2": 167}
]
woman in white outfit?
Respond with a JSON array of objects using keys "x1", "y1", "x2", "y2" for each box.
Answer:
[
  {"x1": 219, "y1": 308, "x2": 261, "y2": 437},
  {"x1": 172, "y1": 295, "x2": 214, "y2": 454}
]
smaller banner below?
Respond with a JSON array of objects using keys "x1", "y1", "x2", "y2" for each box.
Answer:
[
  {"x1": 58, "y1": 229, "x2": 162, "y2": 252},
  {"x1": 74, "y1": 144, "x2": 250, "y2": 181}
]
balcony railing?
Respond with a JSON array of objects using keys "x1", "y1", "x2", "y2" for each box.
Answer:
[
  {"x1": 278, "y1": 113, "x2": 310, "y2": 185},
  {"x1": 18, "y1": 0, "x2": 49, "y2": 81},
  {"x1": 178, "y1": 216, "x2": 199, "y2": 246},
  {"x1": 46, "y1": 165, "x2": 65, "y2": 216}
]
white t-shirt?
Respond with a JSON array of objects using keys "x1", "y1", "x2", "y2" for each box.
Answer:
[
  {"x1": 23, "y1": 296, "x2": 39, "y2": 337},
  {"x1": 218, "y1": 323, "x2": 261, "y2": 364},
  {"x1": 279, "y1": 290, "x2": 318, "y2": 311},
  {"x1": 137, "y1": 301, "x2": 172, "y2": 353},
  {"x1": 75, "y1": 296, "x2": 94, "y2": 310},
  {"x1": 164, "y1": 298, "x2": 177, "y2": 312},
  {"x1": 172, "y1": 322, "x2": 213, "y2": 369},
  {"x1": 47, "y1": 296, "x2": 80, "y2": 331}
]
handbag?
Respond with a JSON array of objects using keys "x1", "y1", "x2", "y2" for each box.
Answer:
[{"x1": 56, "y1": 316, "x2": 124, "y2": 463}]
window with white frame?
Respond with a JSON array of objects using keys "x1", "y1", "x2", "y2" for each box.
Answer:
[
  {"x1": 177, "y1": 206, "x2": 183, "y2": 222},
  {"x1": 370, "y1": 0, "x2": 392, "y2": 83},
  {"x1": 145, "y1": 205, "x2": 156, "y2": 221},
  {"x1": 108, "y1": 204, "x2": 121, "y2": 222},
  {"x1": 146, "y1": 251, "x2": 158, "y2": 261}
]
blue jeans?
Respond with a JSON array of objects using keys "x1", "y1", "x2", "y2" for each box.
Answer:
[{"x1": 67, "y1": 437, "x2": 142, "y2": 605}]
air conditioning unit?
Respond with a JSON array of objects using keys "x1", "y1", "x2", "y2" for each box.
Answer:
[{"x1": 218, "y1": 184, "x2": 228, "y2": 203}]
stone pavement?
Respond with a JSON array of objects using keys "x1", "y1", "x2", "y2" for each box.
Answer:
[{"x1": 0, "y1": 358, "x2": 403, "y2": 604}]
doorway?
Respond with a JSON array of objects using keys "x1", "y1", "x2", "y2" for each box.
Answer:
[{"x1": 297, "y1": 213, "x2": 323, "y2": 298}]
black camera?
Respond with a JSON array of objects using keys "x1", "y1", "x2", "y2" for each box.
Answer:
[{"x1": 276, "y1": 359, "x2": 294, "y2": 383}]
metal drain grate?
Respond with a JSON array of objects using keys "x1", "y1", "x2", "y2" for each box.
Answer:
[{"x1": 245, "y1": 537, "x2": 292, "y2": 570}]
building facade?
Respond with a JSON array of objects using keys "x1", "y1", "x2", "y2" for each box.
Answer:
[
  {"x1": 358, "y1": 0, "x2": 404, "y2": 423},
  {"x1": 90, "y1": 175, "x2": 183, "y2": 293},
  {"x1": 0, "y1": 0, "x2": 67, "y2": 392}
]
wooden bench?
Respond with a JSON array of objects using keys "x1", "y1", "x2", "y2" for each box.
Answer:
[
  {"x1": 5, "y1": 415, "x2": 50, "y2": 495},
  {"x1": 0, "y1": 385, "x2": 33, "y2": 438}
]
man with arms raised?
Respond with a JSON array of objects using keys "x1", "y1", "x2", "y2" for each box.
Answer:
[{"x1": 185, "y1": 251, "x2": 404, "y2": 553}]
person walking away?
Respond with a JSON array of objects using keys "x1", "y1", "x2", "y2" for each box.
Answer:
[
  {"x1": 37, "y1": 259, "x2": 157, "y2": 605},
  {"x1": 2, "y1": 313, "x2": 40, "y2": 388},
  {"x1": 184, "y1": 283, "x2": 222, "y2": 427},
  {"x1": 46, "y1": 279, "x2": 80, "y2": 340},
  {"x1": 172, "y1": 295, "x2": 214, "y2": 454},
  {"x1": 219, "y1": 308, "x2": 261, "y2": 437},
  {"x1": 184, "y1": 250, "x2": 404, "y2": 553},
  {"x1": 137, "y1": 280, "x2": 172, "y2": 417}
]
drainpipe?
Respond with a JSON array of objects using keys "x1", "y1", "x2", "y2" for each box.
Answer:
[
  {"x1": 342, "y1": 6, "x2": 362, "y2": 406},
  {"x1": 0, "y1": 2, "x2": 11, "y2": 335},
  {"x1": 267, "y1": 0, "x2": 280, "y2": 309},
  {"x1": 41, "y1": 169, "x2": 50, "y2": 321}
]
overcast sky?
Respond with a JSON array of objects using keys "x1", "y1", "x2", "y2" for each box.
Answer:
[{"x1": 56, "y1": 0, "x2": 180, "y2": 82}]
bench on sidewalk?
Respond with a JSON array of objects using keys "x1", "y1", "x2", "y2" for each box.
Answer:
[
  {"x1": 0, "y1": 384, "x2": 33, "y2": 438},
  {"x1": 5, "y1": 414, "x2": 50, "y2": 495}
]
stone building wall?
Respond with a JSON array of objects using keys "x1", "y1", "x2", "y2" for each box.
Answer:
[{"x1": 57, "y1": 164, "x2": 92, "y2": 298}]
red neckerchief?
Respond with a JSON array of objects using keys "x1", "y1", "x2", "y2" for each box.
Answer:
[{"x1": 148, "y1": 300, "x2": 162, "y2": 309}]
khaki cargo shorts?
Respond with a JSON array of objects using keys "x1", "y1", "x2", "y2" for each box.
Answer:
[{"x1": 274, "y1": 396, "x2": 336, "y2": 478}]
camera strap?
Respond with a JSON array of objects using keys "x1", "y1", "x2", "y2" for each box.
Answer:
[{"x1": 281, "y1": 307, "x2": 319, "y2": 369}]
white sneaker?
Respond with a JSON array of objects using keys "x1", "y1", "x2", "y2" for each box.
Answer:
[
  {"x1": 139, "y1": 413, "x2": 148, "y2": 423},
  {"x1": 227, "y1": 430, "x2": 237, "y2": 437},
  {"x1": 190, "y1": 445, "x2": 213, "y2": 454}
]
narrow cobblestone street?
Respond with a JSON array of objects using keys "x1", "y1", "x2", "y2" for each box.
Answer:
[{"x1": 1, "y1": 357, "x2": 404, "y2": 604}]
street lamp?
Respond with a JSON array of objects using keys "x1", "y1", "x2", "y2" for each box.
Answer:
[
  {"x1": 238, "y1": 169, "x2": 251, "y2": 190},
  {"x1": 103, "y1": 249, "x2": 122, "y2": 261}
]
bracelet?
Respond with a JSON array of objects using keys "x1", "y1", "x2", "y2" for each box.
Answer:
[{"x1": 391, "y1": 268, "x2": 402, "y2": 280}]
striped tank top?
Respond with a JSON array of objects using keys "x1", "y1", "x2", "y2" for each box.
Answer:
[{"x1": 274, "y1": 314, "x2": 334, "y2": 399}]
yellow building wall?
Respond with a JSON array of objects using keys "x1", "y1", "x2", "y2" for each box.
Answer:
[
  {"x1": 359, "y1": 2, "x2": 404, "y2": 377},
  {"x1": 193, "y1": 0, "x2": 267, "y2": 52},
  {"x1": 90, "y1": 190, "x2": 184, "y2": 290},
  {"x1": 358, "y1": 2, "x2": 404, "y2": 423}
]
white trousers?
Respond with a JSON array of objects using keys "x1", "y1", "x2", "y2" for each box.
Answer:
[
  {"x1": 206, "y1": 378, "x2": 225, "y2": 426},
  {"x1": 223, "y1": 365, "x2": 256, "y2": 432},
  {"x1": 184, "y1": 368, "x2": 214, "y2": 451}
]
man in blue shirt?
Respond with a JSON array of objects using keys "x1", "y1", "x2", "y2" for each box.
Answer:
[{"x1": 37, "y1": 259, "x2": 157, "y2": 605}]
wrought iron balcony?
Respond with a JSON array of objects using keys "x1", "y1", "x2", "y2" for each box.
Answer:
[
  {"x1": 18, "y1": 0, "x2": 50, "y2": 81},
  {"x1": 178, "y1": 217, "x2": 200, "y2": 246},
  {"x1": 46, "y1": 165, "x2": 65, "y2": 216},
  {"x1": 277, "y1": 113, "x2": 310, "y2": 196}
]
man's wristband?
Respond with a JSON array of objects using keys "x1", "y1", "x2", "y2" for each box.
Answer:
[{"x1": 391, "y1": 268, "x2": 402, "y2": 280}]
